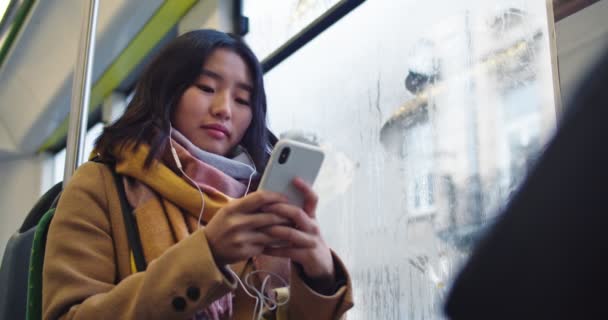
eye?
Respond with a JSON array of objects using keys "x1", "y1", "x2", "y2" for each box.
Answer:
[
  {"x1": 235, "y1": 98, "x2": 251, "y2": 106},
  {"x1": 196, "y1": 84, "x2": 215, "y2": 93}
]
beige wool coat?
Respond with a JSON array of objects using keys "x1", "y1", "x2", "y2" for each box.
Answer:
[{"x1": 42, "y1": 162, "x2": 353, "y2": 319}]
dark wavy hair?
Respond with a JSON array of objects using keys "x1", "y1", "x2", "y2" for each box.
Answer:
[{"x1": 95, "y1": 29, "x2": 272, "y2": 170}]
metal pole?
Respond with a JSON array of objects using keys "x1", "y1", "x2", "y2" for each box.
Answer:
[{"x1": 63, "y1": 0, "x2": 99, "y2": 187}]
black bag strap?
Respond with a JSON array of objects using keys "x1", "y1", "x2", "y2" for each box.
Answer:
[
  {"x1": 90, "y1": 156, "x2": 147, "y2": 272},
  {"x1": 111, "y1": 170, "x2": 147, "y2": 272}
]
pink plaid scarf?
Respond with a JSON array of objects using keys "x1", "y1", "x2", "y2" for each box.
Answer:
[{"x1": 121, "y1": 132, "x2": 289, "y2": 320}]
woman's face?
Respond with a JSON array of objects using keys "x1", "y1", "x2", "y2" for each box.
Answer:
[{"x1": 173, "y1": 48, "x2": 254, "y2": 156}]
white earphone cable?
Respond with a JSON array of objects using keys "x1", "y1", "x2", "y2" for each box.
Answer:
[
  {"x1": 169, "y1": 126, "x2": 289, "y2": 318},
  {"x1": 169, "y1": 126, "x2": 206, "y2": 228},
  {"x1": 225, "y1": 266, "x2": 289, "y2": 320}
]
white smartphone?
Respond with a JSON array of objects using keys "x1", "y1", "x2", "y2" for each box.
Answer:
[{"x1": 258, "y1": 139, "x2": 325, "y2": 208}]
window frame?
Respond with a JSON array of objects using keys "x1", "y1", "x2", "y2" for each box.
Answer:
[{"x1": 243, "y1": 0, "x2": 367, "y2": 73}]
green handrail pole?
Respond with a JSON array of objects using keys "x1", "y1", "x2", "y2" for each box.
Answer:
[{"x1": 63, "y1": 0, "x2": 99, "y2": 186}]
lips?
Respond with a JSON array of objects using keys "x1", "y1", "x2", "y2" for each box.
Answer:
[{"x1": 201, "y1": 123, "x2": 230, "y2": 138}]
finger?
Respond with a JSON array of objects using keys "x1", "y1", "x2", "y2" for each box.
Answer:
[
  {"x1": 236, "y1": 231, "x2": 278, "y2": 246},
  {"x1": 262, "y1": 203, "x2": 317, "y2": 233},
  {"x1": 238, "y1": 213, "x2": 291, "y2": 230},
  {"x1": 261, "y1": 225, "x2": 317, "y2": 248},
  {"x1": 263, "y1": 247, "x2": 309, "y2": 264},
  {"x1": 292, "y1": 177, "x2": 318, "y2": 218},
  {"x1": 230, "y1": 191, "x2": 289, "y2": 213},
  {"x1": 236, "y1": 243, "x2": 267, "y2": 259}
]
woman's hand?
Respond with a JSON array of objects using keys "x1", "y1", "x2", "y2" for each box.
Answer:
[
  {"x1": 261, "y1": 178, "x2": 335, "y2": 282},
  {"x1": 204, "y1": 191, "x2": 291, "y2": 267}
]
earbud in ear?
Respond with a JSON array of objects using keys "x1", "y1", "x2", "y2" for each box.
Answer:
[{"x1": 168, "y1": 124, "x2": 182, "y2": 169}]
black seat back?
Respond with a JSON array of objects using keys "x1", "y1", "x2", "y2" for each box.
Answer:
[
  {"x1": 20, "y1": 182, "x2": 62, "y2": 233},
  {"x1": 0, "y1": 229, "x2": 36, "y2": 320},
  {"x1": 0, "y1": 182, "x2": 62, "y2": 320}
]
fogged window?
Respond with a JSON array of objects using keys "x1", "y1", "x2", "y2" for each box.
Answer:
[
  {"x1": 243, "y1": 0, "x2": 340, "y2": 59},
  {"x1": 263, "y1": 0, "x2": 557, "y2": 318}
]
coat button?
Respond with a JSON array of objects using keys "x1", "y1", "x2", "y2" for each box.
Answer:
[
  {"x1": 187, "y1": 286, "x2": 201, "y2": 301},
  {"x1": 172, "y1": 296, "x2": 187, "y2": 312}
]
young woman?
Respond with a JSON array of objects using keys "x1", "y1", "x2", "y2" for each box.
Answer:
[{"x1": 42, "y1": 29, "x2": 353, "y2": 320}]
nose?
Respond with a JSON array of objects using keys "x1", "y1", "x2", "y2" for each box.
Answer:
[{"x1": 210, "y1": 91, "x2": 232, "y2": 120}]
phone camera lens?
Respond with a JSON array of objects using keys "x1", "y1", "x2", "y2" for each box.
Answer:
[{"x1": 278, "y1": 147, "x2": 290, "y2": 164}]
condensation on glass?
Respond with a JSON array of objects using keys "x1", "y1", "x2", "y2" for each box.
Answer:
[
  {"x1": 258, "y1": 1, "x2": 557, "y2": 319},
  {"x1": 243, "y1": 0, "x2": 341, "y2": 60}
]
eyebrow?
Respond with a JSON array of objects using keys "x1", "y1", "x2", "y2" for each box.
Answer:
[{"x1": 201, "y1": 69, "x2": 253, "y2": 92}]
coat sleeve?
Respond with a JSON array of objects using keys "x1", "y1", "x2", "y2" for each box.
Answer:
[
  {"x1": 265, "y1": 252, "x2": 354, "y2": 320},
  {"x1": 42, "y1": 163, "x2": 237, "y2": 320}
]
